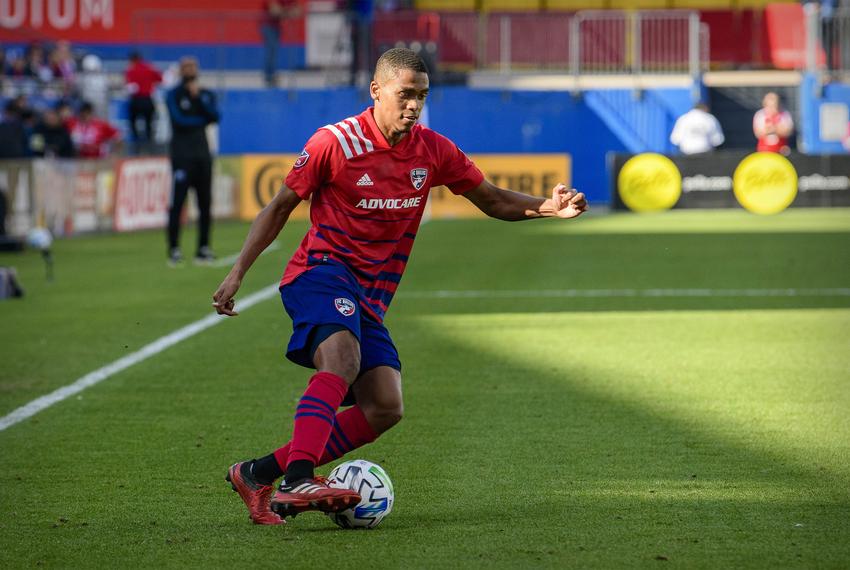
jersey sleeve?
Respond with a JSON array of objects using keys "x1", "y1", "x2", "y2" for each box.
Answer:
[
  {"x1": 432, "y1": 132, "x2": 484, "y2": 195},
  {"x1": 284, "y1": 128, "x2": 338, "y2": 199}
]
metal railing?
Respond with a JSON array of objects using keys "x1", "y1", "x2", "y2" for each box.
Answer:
[
  {"x1": 126, "y1": 9, "x2": 706, "y2": 81},
  {"x1": 569, "y1": 11, "x2": 704, "y2": 77},
  {"x1": 806, "y1": 4, "x2": 850, "y2": 75},
  {"x1": 372, "y1": 10, "x2": 705, "y2": 76}
]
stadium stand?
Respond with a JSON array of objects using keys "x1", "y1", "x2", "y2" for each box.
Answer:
[{"x1": 1, "y1": 0, "x2": 848, "y2": 238}]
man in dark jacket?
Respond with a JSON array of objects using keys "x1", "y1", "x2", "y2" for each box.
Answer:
[
  {"x1": 29, "y1": 108, "x2": 74, "y2": 158},
  {"x1": 0, "y1": 101, "x2": 26, "y2": 159},
  {"x1": 164, "y1": 56, "x2": 220, "y2": 266}
]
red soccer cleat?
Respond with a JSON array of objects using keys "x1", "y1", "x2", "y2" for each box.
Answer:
[
  {"x1": 270, "y1": 475, "x2": 361, "y2": 518},
  {"x1": 226, "y1": 462, "x2": 285, "y2": 525}
]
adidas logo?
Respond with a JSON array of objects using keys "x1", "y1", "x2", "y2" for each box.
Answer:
[{"x1": 356, "y1": 173, "x2": 374, "y2": 186}]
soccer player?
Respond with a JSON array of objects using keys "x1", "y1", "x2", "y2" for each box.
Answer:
[{"x1": 214, "y1": 48, "x2": 587, "y2": 525}]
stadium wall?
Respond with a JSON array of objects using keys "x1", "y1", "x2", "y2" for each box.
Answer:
[{"x1": 217, "y1": 86, "x2": 690, "y2": 203}]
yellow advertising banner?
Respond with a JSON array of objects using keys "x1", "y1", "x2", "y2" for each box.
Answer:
[
  {"x1": 429, "y1": 154, "x2": 571, "y2": 219},
  {"x1": 238, "y1": 153, "x2": 571, "y2": 221},
  {"x1": 239, "y1": 154, "x2": 310, "y2": 220}
]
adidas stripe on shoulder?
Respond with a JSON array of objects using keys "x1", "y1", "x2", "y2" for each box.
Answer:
[{"x1": 322, "y1": 117, "x2": 375, "y2": 160}]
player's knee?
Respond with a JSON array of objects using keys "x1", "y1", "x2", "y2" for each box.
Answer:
[
  {"x1": 364, "y1": 401, "x2": 403, "y2": 434},
  {"x1": 384, "y1": 404, "x2": 403, "y2": 429}
]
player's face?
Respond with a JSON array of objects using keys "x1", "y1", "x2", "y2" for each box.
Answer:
[
  {"x1": 180, "y1": 59, "x2": 199, "y2": 81},
  {"x1": 371, "y1": 69, "x2": 429, "y2": 139}
]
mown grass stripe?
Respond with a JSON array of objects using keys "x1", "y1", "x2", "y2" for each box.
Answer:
[
  {"x1": 0, "y1": 283, "x2": 280, "y2": 432},
  {"x1": 398, "y1": 288, "x2": 850, "y2": 299}
]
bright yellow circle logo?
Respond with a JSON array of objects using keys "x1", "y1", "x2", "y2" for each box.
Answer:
[
  {"x1": 733, "y1": 152, "x2": 798, "y2": 215},
  {"x1": 618, "y1": 153, "x2": 682, "y2": 212}
]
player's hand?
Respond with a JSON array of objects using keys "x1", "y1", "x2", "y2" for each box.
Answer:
[
  {"x1": 551, "y1": 184, "x2": 588, "y2": 219},
  {"x1": 212, "y1": 274, "x2": 242, "y2": 316}
]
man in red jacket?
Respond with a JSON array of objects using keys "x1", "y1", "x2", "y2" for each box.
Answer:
[
  {"x1": 125, "y1": 51, "x2": 162, "y2": 153},
  {"x1": 753, "y1": 92, "x2": 794, "y2": 154},
  {"x1": 66, "y1": 102, "x2": 120, "y2": 159}
]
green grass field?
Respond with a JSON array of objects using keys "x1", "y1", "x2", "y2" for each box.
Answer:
[{"x1": 1, "y1": 209, "x2": 849, "y2": 568}]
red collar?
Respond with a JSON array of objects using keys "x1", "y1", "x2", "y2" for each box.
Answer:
[{"x1": 361, "y1": 107, "x2": 417, "y2": 150}]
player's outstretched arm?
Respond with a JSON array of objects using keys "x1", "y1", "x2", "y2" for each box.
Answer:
[
  {"x1": 212, "y1": 185, "x2": 302, "y2": 316},
  {"x1": 463, "y1": 180, "x2": 588, "y2": 221}
]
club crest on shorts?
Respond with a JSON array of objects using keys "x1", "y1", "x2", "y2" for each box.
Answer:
[
  {"x1": 334, "y1": 297, "x2": 356, "y2": 317},
  {"x1": 410, "y1": 168, "x2": 428, "y2": 191},
  {"x1": 294, "y1": 149, "x2": 310, "y2": 168}
]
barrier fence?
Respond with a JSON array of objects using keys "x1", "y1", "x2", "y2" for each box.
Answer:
[
  {"x1": 807, "y1": 5, "x2": 850, "y2": 75},
  {"x1": 0, "y1": 157, "x2": 237, "y2": 239},
  {"x1": 3, "y1": 150, "x2": 847, "y2": 243},
  {"x1": 611, "y1": 151, "x2": 850, "y2": 214},
  {"x1": 0, "y1": 153, "x2": 570, "y2": 239}
]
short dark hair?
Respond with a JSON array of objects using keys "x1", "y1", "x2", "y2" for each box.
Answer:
[
  {"x1": 374, "y1": 48, "x2": 428, "y2": 82},
  {"x1": 79, "y1": 101, "x2": 93, "y2": 114}
]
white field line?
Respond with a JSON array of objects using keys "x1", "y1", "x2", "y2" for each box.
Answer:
[
  {"x1": 0, "y1": 283, "x2": 281, "y2": 432},
  {"x1": 397, "y1": 288, "x2": 850, "y2": 299},
  {"x1": 211, "y1": 241, "x2": 281, "y2": 267}
]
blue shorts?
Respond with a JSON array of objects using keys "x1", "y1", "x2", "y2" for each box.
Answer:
[{"x1": 280, "y1": 262, "x2": 401, "y2": 375}]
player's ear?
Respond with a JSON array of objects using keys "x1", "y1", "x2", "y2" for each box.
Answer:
[{"x1": 369, "y1": 80, "x2": 380, "y2": 102}]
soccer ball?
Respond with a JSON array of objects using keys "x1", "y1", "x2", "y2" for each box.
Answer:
[
  {"x1": 26, "y1": 227, "x2": 53, "y2": 250},
  {"x1": 326, "y1": 460, "x2": 394, "y2": 529}
]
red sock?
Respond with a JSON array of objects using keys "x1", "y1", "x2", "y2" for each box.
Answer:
[
  {"x1": 286, "y1": 371, "x2": 349, "y2": 468},
  {"x1": 274, "y1": 405, "x2": 378, "y2": 469}
]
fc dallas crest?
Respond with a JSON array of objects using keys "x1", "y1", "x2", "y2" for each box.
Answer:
[
  {"x1": 334, "y1": 297, "x2": 356, "y2": 316},
  {"x1": 410, "y1": 168, "x2": 428, "y2": 191}
]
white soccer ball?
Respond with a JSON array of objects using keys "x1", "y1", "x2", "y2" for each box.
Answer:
[
  {"x1": 326, "y1": 460, "x2": 394, "y2": 529},
  {"x1": 26, "y1": 227, "x2": 53, "y2": 250}
]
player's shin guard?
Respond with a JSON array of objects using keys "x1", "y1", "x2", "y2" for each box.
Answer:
[
  {"x1": 286, "y1": 372, "x2": 350, "y2": 474},
  {"x1": 273, "y1": 405, "x2": 378, "y2": 469}
]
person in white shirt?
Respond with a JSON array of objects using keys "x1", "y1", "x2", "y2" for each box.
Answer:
[{"x1": 670, "y1": 103, "x2": 725, "y2": 155}]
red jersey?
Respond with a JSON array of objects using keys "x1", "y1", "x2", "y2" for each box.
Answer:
[
  {"x1": 282, "y1": 107, "x2": 484, "y2": 322},
  {"x1": 753, "y1": 109, "x2": 793, "y2": 153},
  {"x1": 67, "y1": 117, "x2": 120, "y2": 158},
  {"x1": 125, "y1": 61, "x2": 163, "y2": 98}
]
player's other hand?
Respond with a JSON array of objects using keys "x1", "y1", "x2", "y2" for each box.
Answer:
[
  {"x1": 551, "y1": 184, "x2": 588, "y2": 219},
  {"x1": 212, "y1": 274, "x2": 242, "y2": 316}
]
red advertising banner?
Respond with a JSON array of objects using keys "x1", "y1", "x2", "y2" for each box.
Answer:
[
  {"x1": 113, "y1": 157, "x2": 171, "y2": 232},
  {"x1": 0, "y1": 0, "x2": 305, "y2": 44}
]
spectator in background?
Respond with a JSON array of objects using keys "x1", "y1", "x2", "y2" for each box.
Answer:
[
  {"x1": 6, "y1": 54, "x2": 30, "y2": 79},
  {"x1": 670, "y1": 102, "x2": 725, "y2": 155},
  {"x1": 260, "y1": 0, "x2": 301, "y2": 88},
  {"x1": 25, "y1": 43, "x2": 52, "y2": 83},
  {"x1": 56, "y1": 100, "x2": 74, "y2": 123},
  {"x1": 29, "y1": 108, "x2": 74, "y2": 158},
  {"x1": 67, "y1": 102, "x2": 121, "y2": 159},
  {"x1": 165, "y1": 56, "x2": 220, "y2": 266},
  {"x1": 80, "y1": 54, "x2": 110, "y2": 119},
  {"x1": 14, "y1": 97, "x2": 37, "y2": 156},
  {"x1": 125, "y1": 51, "x2": 163, "y2": 152},
  {"x1": 754, "y1": 92, "x2": 794, "y2": 154},
  {"x1": 49, "y1": 41, "x2": 76, "y2": 88},
  {"x1": 0, "y1": 101, "x2": 27, "y2": 159}
]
